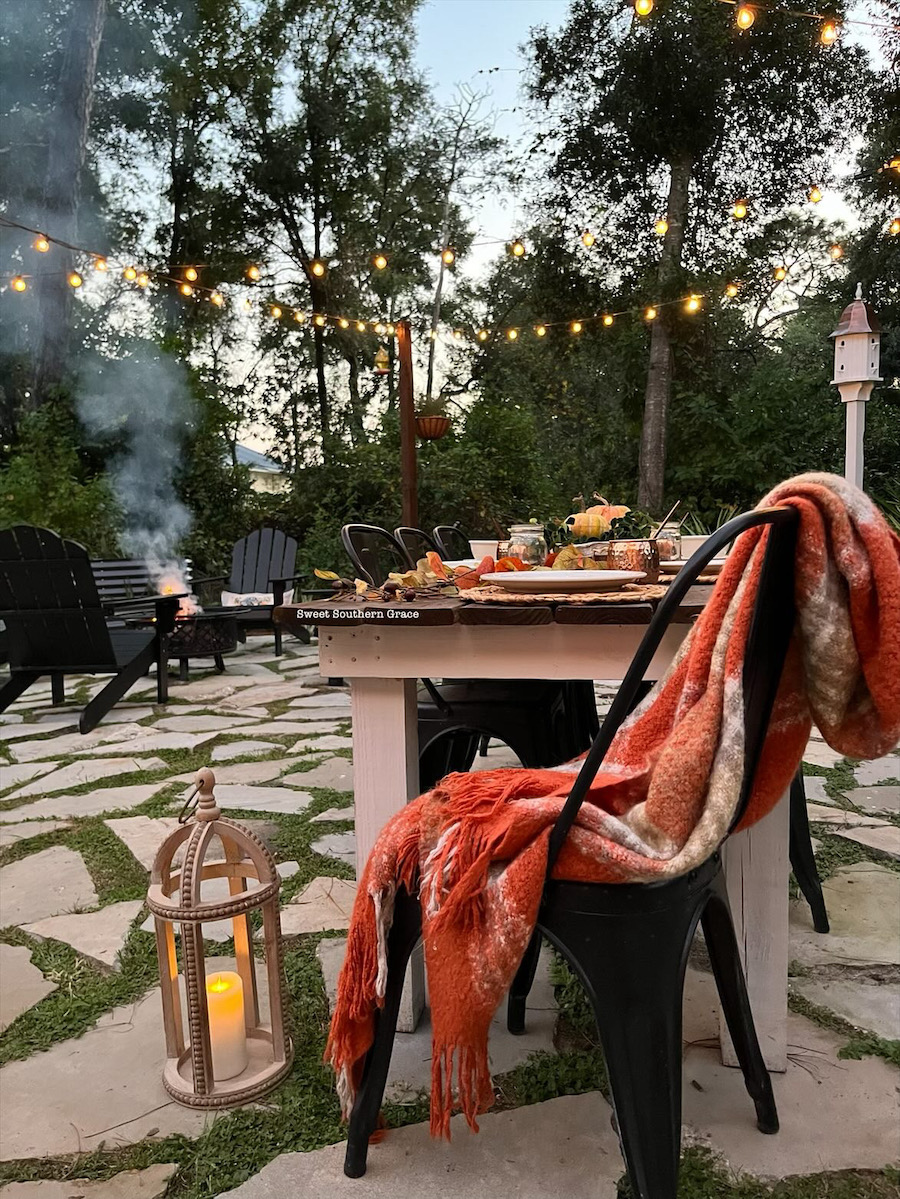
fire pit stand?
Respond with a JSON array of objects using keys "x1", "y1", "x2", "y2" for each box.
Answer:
[{"x1": 162, "y1": 607, "x2": 249, "y2": 681}]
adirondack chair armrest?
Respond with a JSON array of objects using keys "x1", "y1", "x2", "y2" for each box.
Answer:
[
  {"x1": 192, "y1": 574, "x2": 228, "y2": 587},
  {"x1": 269, "y1": 573, "x2": 307, "y2": 586}
]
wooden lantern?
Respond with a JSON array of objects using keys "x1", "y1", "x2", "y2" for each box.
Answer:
[{"x1": 148, "y1": 768, "x2": 292, "y2": 1108}]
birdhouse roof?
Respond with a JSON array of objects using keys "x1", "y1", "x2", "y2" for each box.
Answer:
[{"x1": 830, "y1": 296, "x2": 881, "y2": 339}]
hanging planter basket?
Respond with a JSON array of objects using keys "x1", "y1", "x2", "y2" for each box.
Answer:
[{"x1": 415, "y1": 415, "x2": 451, "y2": 440}]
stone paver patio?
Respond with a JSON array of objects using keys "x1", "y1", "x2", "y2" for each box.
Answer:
[{"x1": 1, "y1": 638, "x2": 897, "y2": 1196}]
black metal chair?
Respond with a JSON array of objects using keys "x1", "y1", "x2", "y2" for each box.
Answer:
[
  {"x1": 432, "y1": 523, "x2": 472, "y2": 560},
  {"x1": 394, "y1": 526, "x2": 441, "y2": 562},
  {"x1": 342, "y1": 507, "x2": 800, "y2": 1198},
  {"x1": 194, "y1": 527, "x2": 307, "y2": 654},
  {"x1": 0, "y1": 526, "x2": 180, "y2": 732}
]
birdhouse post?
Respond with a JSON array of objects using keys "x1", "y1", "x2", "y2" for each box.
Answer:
[{"x1": 830, "y1": 284, "x2": 882, "y2": 490}]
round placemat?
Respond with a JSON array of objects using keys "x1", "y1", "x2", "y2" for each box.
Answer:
[{"x1": 465, "y1": 583, "x2": 668, "y2": 605}]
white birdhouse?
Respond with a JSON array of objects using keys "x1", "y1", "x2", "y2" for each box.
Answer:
[{"x1": 830, "y1": 283, "x2": 882, "y2": 401}]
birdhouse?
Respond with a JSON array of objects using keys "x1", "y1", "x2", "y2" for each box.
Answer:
[
  {"x1": 374, "y1": 346, "x2": 390, "y2": 375},
  {"x1": 830, "y1": 284, "x2": 882, "y2": 400}
]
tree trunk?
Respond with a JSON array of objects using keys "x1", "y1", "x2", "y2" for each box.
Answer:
[
  {"x1": 32, "y1": 0, "x2": 107, "y2": 409},
  {"x1": 636, "y1": 152, "x2": 693, "y2": 513}
]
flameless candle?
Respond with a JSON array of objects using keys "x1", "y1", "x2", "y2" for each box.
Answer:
[{"x1": 205, "y1": 971, "x2": 248, "y2": 1080}]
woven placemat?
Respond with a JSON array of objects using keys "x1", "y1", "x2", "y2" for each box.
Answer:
[{"x1": 465, "y1": 583, "x2": 668, "y2": 605}]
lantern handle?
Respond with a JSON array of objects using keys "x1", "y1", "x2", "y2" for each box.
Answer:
[
  {"x1": 177, "y1": 768, "x2": 221, "y2": 824},
  {"x1": 177, "y1": 784, "x2": 200, "y2": 825}
]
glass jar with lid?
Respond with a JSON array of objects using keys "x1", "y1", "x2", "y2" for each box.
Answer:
[{"x1": 506, "y1": 523, "x2": 548, "y2": 566}]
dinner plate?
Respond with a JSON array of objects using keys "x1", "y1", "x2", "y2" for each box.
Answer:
[
  {"x1": 444, "y1": 558, "x2": 478, "y2": 569},
  {"x1": 480, "y1": 569, "x2": 646, "y2": 594},
  {"x1": 658, "y1": 557, "x2": 728, "y2": 575}
]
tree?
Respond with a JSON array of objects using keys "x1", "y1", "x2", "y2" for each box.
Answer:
[{"x1": 528, "y1": 0, "x2": 870, "y2": 510}]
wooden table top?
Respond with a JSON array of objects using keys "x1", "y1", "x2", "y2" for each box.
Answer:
[{"x1": 274, "y1": 584, "x2": 713, "y2": 629}]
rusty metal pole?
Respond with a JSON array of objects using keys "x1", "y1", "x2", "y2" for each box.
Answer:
[{"x1": 397, "y1": 318, "x2": 418, "y2": 527}]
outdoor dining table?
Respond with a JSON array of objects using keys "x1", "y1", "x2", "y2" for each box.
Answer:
[{"x1": 275, "y1": 585, "x2": 790, "y2": 1072}]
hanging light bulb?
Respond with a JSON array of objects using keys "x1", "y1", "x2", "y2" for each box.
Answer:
[
  {"x1": 654, "y1": 218, "x2": 669, "y2": 237},
  {"x1": 889, "y1": 218, "x2": 900, "y2": 236},
  {"x1": 602, "y1": 313, "x2": 614, "y2": 327},
  {"x1": 581, "y1": 231, "x2": 595, "y2": 248},
  {"x1": 644, "y1": 306, "x2": 657, "y2": 321},
  {"x1": 570, "y1": 320, "x2": 583, "y2": 334},
  {"x1": 808, "y1": 184, "x2": 823, "y2": 203},
  {"x1": 535, "y1": 324, "x2": 547, "y2": 337},
  {"x1": 375, "y1": 321, "x2": 387, "y2": 335},
  {"x1": 829, "y1": 243, "x2": 844, "y2": 260},
  {"x1": 509, "y1": 239, "x2": 526, "y2": 258},
  {"x1": 356, "y1": 320, "x2": 366, "y2": 331},
  {"x1": 685, "y1": 295, "x2": 702, "y2": 313},
  {"x1": 180, "y1": 282, "x2": 194, "y2": 296},
  {"x1": 507, "y1": 327, "x2": 519, "y2": 340},
  {"x1": 724, "y1": 282, "x2": 740, "y2": 298},
  {"x1": 386, "y1": 323, "x2": 396, "y2": 335},
  {"x1": 67, "y1": 271, "x2": 83, "y2": 288},
  {"x1": 478, "y1": 329, "x2": 489, "y2": 341},
  {"x1": 270, "y1": 304, "x2": 282, "y2": 317},
  {"x1": 373, "y1": 253, "x2": 388, "y2": 270},
  {"x1": 314, "y1": 314, "x2": 327, "y2": 326},
  {"x1": 246, "y1": 265, "x2": 260, "y2": 281},
  {"x1": 184, "y1": 266, "x2": 198, "y2": 282},
  {"x1": 634, "y1": 0, "x2": 654, "y2": 15},
  {"x1": 137, "y1": 273, "x2": 150, "y2": 288},
  {"x1": 732, "y1": 200, "x2": 748, "y2": 220},
  {"x1": 294, "y1": 311, "x2": 307, "y2": 324},
  {"x1": 820, "y1": 19, "x2": 840, "y2": 44},
  {"x1": 441, "y1": 247, "x2": 455, "y2": 265},
  {"x1": 123, "y1": 266, "x2": 137, "y2": 281},
  {"x1": 736, "y1": 5, "x2": 755, "y2": 29},
  {"x1": 93, "y1": 256, "x2": 108, "y2": 272},
  {"x1": 211, "y1": 291, "x2": 224, "y2": 306},
  {"x1": 34, "y1": 235, "x2": 50, "y2": 253},
  {"x1": 338, "y1": 317, "x2": 349, "y2": 328},
  {"x1": 773, "y1": 265, "x2": 787, "y2": 281},
  {"x1": 310, "y1": 259, "x2": 326, "y2": 277},
  {"x1": 11, "y1": 276, "x2": 27, "y2": 292}
]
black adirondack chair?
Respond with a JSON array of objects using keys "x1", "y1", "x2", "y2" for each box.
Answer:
[
  {"x1": 342, "y1": 507, "x2": 800, "y2": 1198},
  {"x1": 194, "y1": 528, "x2": 307, "y2": 654},
  {"x1": 0, "y1": 526, "x2": 180, "y2": 732}
]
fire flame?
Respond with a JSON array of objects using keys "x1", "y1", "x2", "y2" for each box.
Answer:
[{"x1": 156, "y1": 568, "x2": 201, "y2": 619}]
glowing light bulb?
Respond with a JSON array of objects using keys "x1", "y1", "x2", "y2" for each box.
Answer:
[
  {"x1": 356, "y1": 320, "x2": 366, "y2": 331},
  {"x1": 478, "y1": 329, "x2": 489, "y2": 341},
  {"x1": 123, "y1": 266, "x2": 137, "y2": 281},
  {"x1": 453, "y1": 329, "x2": 463, "y2": 339},
  {"x1": 373, "y1": 253, "x2": 387, "y2": 270},
  {"x1": 570, "y1": 320, "x2": 583, "y2": 334},
  {"x1": 509, "y1": 239, "x2": 526, "y2": 258},
  {"x1": 295, "y1": 311, "x2": 307, "y2": 324},
  {"x1": 634, "y1": 0, "x2": 654, "y2": 15},
  {"x1": 11, "y1": 276, "x2": 27, "y2": 292},
  {"x1": 732, "y1": 200, "x2": 748, "y2": 220},
  {"x1": 387, "y1": 323, "x2": 396, "y2": 335},
  {"x1": 315, "y1": 314, "x2": 326, "y2": 326},
  {"x1": 535, "y1": 324, "x2": 547, "y2": 337},
  {"x1": 246, "y1": 265, "x2": 260, "y2": 281},
  {"x1": 808, "y1": 185, "x2": 823, "y2": 203},
  {"x1": 829, "y1": 243, "x2": 843, "y2": 260},
  {"x1": 430, "y1": 329, "x2": 437, "y2": 339},
  {"x1": 137, "y1": 273, "x2": 149, "y2": 288},
  {"x1": 602, "y1": 313, "x2": 614, "y2": 327},
  {"x1": 211, "y1": 291, "x2": 224, "y2": 306},
  {"x1": 644, "y1": 306, "x2": 657, "y2": 321},
  {"x1": 270, "y1": 304, "x2": 282, "y2": 318},
  {"x1": 581, "y1": 231, "x2": 595, "y2": 248},
  {"x1": 890, "y1": 218, "x2": 900, "y2": 236},
  {"x1": 654, "y1": 218, "x2": 669, "y2": 237},
  {"x1": 93, "y1": 257, "x2": 108, "y2": 272},
  {"x1": 685, "y1": 295, "x2": 701, "y2": 313},
  {"x1": 185, "y1": 267, "x2": 198, "y2": 282},
  {"x1": 67, "y1": 271, "x2": 83, "y2": 288},
  {"x1": 507, "y1": 328, "x2": 518, "y2": 340},
  {"x1": 773, "y1": 265, "x2": 787, "y2": 281},
  {"x1": 180, "y1": 282, "x2": 193, "y2": 296},
  {"x1": 725, "y1": 282, "x2": 740, "y2": 298},
  {"x1": 820, "y1": 20, "x2": 840, "y2": 44},
  {"x1": 34, "y1": 235, "x2": 50, "y2": 253},
  {"x1": 339, "y1": 317, "x2": 350, "y2": 328},
  {"x1": 310, "y1": 259, "x2": 326, "y2": 277},
  {"x1": 736, "y1": 5, "x2": 755, "y2": 29},
  {"x1": 442, "y1": 247, "x2": 455, "y2": 265}
]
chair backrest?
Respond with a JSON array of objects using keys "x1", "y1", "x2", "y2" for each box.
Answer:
[
  {"x1": 432, "y1": 524, "x2": 471, "y2": 560},
  {"x1": 91, "y1": 557, "x2": 194, "y2": 603},
  {"x1": 545, "y1": 507, "x2": 800, "y2": 874},
  {"x1": 230, "y1": 528, "x2": 297, "y2": 593},
  {"x1": 0, "y1": 525, "x2": 116, "y2": 672},
  {"x1": 394, "y1": 526, "x2": 440, "y2": 562},
  {"x1": 341, "y1": 524, "x2": 413, "y2": 587}
]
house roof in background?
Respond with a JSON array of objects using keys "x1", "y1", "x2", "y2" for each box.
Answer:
[{"x1": 235, "y1": 443, "x2": 283, "y2": 473}]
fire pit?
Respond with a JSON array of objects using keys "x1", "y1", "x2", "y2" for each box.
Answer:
[{"x1": 165, "y1": 606, "x2": 247, "y2": 681}]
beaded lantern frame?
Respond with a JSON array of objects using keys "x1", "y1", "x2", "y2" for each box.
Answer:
[{"x1": 147, "y1": 768, "x2": 293, "y2": 1108}]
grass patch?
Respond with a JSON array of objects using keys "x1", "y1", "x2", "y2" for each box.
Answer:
[
  {"x1": 788, "y1": 991, "x2": 900, "y2": 1068},
  {"x1": 807, "y1": 828, "x2": 900, "y2": 879}
]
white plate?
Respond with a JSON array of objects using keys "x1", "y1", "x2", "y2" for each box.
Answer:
[
  {"x1": 659, "y1": 557, "x2": 729, "y2": 575},
  {"x1": 444, "y1": 558, "x2": 477, "y2": 569},
  {"x1": 481, "y1": 569, "x2": 646, "y2": 594}
]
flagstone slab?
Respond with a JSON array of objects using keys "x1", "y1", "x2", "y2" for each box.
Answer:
[
  {"x1": 801, "y1": 742, "x2": 846, "y2": 769},
  {"x1": 0, "y1": 820, "x2": 72, "y2": 848},
  {"x1": 21, "y1": 899, "x2": 144, "y2": 969},
  {"x1": 155, "y1": 714, "x2": 263, "y2": 733},
  {"x1": 97, "y1": 705, "x2": 157, "y2": 724},
  {"x1": 0, "y1": 782, "x2": 169, "y2": 823},
  {"x1": 84, "y1": 730, "x2": 221, "y2": 757},
  {"x1": 177, "y1": 759, "x2": 298, "y2": 788},
  {"x1": 285, "y1": 757, "x2": 353, "y2": 792},
  {"x1": 849, "y1": 785, "x2": 900, "y2": 813},
  {"x1": 853, "y1": 756, "x2": 900, "y2": 786},
  {"x1": 210, "y1": 740, "x2": 283, "y2": 762},
  {"x1": 278, "y1": 706, "x2": 352, "y2": 722},
  {"x1": 237, "y1": 721, "x2": 334, "y2": 738},
  {"x1": 801, "y1": 775, "x2": 831, "y2": 803},
  {"x1": 104, "y1": 816, "x2": 180, "y2": 870},
  {"x1": 0, "y1": 1164, "x2": 178, "y2": 1198},
  {"x1": 831, "y1": 823, "x2": 900, "y2": 860},
  {"x1": 272, "y1": 718, "x2": 344, "y2": 733},
  {"x1": 0, "y1": 990, "x2": 212, "y2": 1159},
  {"x1": 805, "y1": 802, "x2": 892, "y2": 829},
  {"x1": 220, "y1": 684, "x2": 316, "y2": 710},
  {"x1": 0, "y1": 762, "x2": 61, "y2": 793},
  {"x1": 185, "y1": 783, "x2": 316, "y2": 816},
  {"x1": 6, "y1": 757, "x2": 166, "y2": 800},
  {"x1": 8, "y1": 724, "x2": 147, "y2": 763},
  {"x1": 793, "y1": 977, "x2": 900, "y2": 1041},
  {"x1": 157, "y1": 676, "x2": 256, "y2": 702},
  {"x1": 790, "y1": 862, "x2": 900, "y2": 967},
  {"x1": 0, "y1": 846, "x2": 98, "y2": 926},
  {"x1": 274, "y1": 876, "x2": 358, "y2": 936},
  {"x1": 310, "y1": 831, "x2": 356, "y2": 867},
  {"x1": 0, "y1": 719, "x2": 78, "y2": 741},
  {"x1": 310, "y1": 805, "x2": 354, "y2": 824},
  {"x1": 290, "y1": 735, "x2": 354, "y2": 753},
  {"x1": 291, "y1": 693, "x2": 352, "y2": 709},
  {"x1": 0, "y1": 714, "x2": 23, "y2": 724},
  {"x1": 0, "y1": 944, "x2": 56, "y2": 1030}
]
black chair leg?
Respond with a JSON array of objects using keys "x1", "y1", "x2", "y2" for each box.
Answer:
[
  {"x1": 507, "y1": 930, "x2": 542, "y2": 1034},
  {"x1": 344, "y1": 886, "x2": 422, "y2": 1178},
  {"x1": 274, "y1": 623, "x2": 283, "y2": 656},
  {"x1": 789, "y1": 771, "x2": 829, "y2": 933},
  {"x1": 0, "y1": 671, "x2": 40, "y2": 713},
  {"x1": 213, "y1": 654, "x2": 225, "y2": 673},
  {"x1": 80, "y1": 645, "x2": 155, "y2": 733},
  {"x1": 51, "y1": 673, "x2": 65, "y2": 705},
  {"x1": 478, "y1": 733, "x2": 490, "y2": 757},
  {"x1": 701, "y1": 873, "x2": 779, "y2": 1133},
  {"x1": 179, "y1": 658, "x2": 190, "y2": 682}
]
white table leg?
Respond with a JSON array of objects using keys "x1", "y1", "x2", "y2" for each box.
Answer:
[
  {"x1": 720, "y1": 789, "x2": 790, "y2": 1072},
  {"x1": 349, "y1": 676, "x2": 424, "y2": 1031}
]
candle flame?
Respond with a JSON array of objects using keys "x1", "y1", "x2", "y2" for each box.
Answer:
[{"x1": 209, "y1": 975, "x2": 232, "y2": 993}]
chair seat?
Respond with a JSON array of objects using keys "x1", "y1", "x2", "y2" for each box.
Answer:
[
  {"x1": 110, "y1": 626, "x2": 156, "y2": 667},
  {"x1": 232, "y1": 607, "x2": 273, "y2": 625}
]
